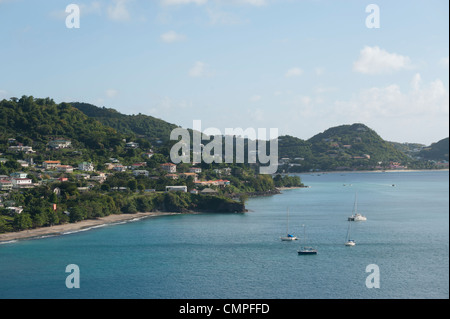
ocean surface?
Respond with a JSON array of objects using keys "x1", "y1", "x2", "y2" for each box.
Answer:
[{"x1": 0, "y1": 170, "x2": 448, "y2": 299}]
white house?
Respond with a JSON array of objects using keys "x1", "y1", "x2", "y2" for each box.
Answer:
[
  {"x1": 133, "y1": 170, "x2": 149, "y2": 177},
  {"x1": 161, "y1": 163, "x2": 177, "y2": 173},
  {"x1": 78, "y1": 162, "x2": 95, "y2": 172},
  {"x1": 0, "y1": 180, "x2": 13, "y2": 191},
  {"x1": 12, "y1": 178, "x2": 33, "y2": 189}
]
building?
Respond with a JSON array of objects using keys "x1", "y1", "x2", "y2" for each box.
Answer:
[
  {"x1": 126, "y1": 142, "x2": 139, "y2": 149},
  {"x1": 78, "y1": 162, "x2": 95, "y2": 172},
  {"x1": 189, "y1": 167, "x2": 202, "y2": 174},
  {"x1": 7, "y1": 145, "x2": 35, "y2": 153},
  {"x1": 57, "y1": 165, "x2": 74, "y2": 173},
  {"x1": 43, "y1": 161, "x2": 61, "y2": 169},
  {"x1": 0, "y1": 180, "x2": 13, "y2": 191},
  {"x1": 133, "y1": 170, "x2": 149, "y2": 177},
  {"x1": 200, "y1": 188, "x2": 218, "y2": 195},
  {"x1": 161, "y1": 163, "x2": 177, "y2": 173},
  {"x1": 48, "y1": 140, "x2": 71, "y2": 149},
  {"x1": 113, "y1": 165, "x2": 127, "y2": 172},
  {"x1": 166, "y1": 174, "x2": 179, "y2": 180},
  {"x1": 10, "y1": 172, "x2": 28, "y2": 179},
  {"x1": 166, "y1": 186, "x2": 187, "y2": 193},
  {"x1": 11, "y1": 178, "x2": 33, "y2": 189}
]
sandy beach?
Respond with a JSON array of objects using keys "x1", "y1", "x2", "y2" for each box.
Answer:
[{"x1": 0, "y1": 212, "x2": 177, "y2": 243}]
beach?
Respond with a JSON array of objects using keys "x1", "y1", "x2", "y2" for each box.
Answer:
[{"x1": 0, "y1": 212, "x2": 176, "y2": 243}]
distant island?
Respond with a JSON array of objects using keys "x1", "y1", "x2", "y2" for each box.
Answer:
[{"x1": 0, "y1": 96, "x2": 447, "y2": 236}]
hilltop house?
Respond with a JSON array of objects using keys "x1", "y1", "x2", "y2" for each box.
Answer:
[
  {"x1": 78, "y1": 162, "x2": 95, "y2": 172},
  {"x1": 10, "y1": 172, "x2": 28, "y2": 179},
  {"x1": 161, "y1": 163, "x2": 177, "y2": 173},
  {"x1": 11, "y1": 178, "x2": 33, "y2": 189},
  {"x1": 48, "y1": 140, "x2": 71, "y2": 149},
  {"x1": 43, "y1": 161, "x2": 61, "y2": 169}
]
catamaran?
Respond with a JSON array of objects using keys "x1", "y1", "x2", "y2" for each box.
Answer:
[
  {"x1": 281, "y1": 208, "x2": 297, "y2": 241},
  {"x1": 348, "y1": 193, "x2": 367, "y2": 221},
  {"x1": 298, "y1": 224, "x2": 317, "y2": 255}
]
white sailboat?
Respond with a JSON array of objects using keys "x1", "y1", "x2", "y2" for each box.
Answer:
[
  {"x1": 345, "y1": 221, "x2": 356, "y2": 246},
  {"x1": 348, "y1": 193, "x2": 367, "y2": 221},
  {"x1": 281, "y1": 208, "x2": 297, "y2": 241},
  {"x1": 298, "y1": 224, "x2": 317, "y2": 255}
]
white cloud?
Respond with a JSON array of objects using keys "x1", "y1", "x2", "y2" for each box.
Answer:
[
  {"x1": 353, "y1": 46, "x2": 412, "y2": 74},
  {"x1": 189, "y1": 61, "x2": 212, "y2": 77},
  {"x1": 334, "y1": 74, "x2": 449, "y2": 119},
  {"x1": 233, "y1": 0, "x2": 267, "y2": 6},
  {"x1": 285, "y1": 67, "x2": 303, "y2": 77},
  {"x1": 107, "y1": 0, "x2": 131, "y2": 21},
  {"x1": 160, "y1": 31, "x2": 186, "y2": 43},
  {"x1": 161, "y1": 0, "x2": 208, "y2": 5},
  {"x1": 106, "y1": 89, "x2": 119, "y2": 98}
]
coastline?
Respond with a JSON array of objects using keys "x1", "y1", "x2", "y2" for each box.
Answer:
[{"x1": 0, "y1": 212, "x2": 177, "y2": 244}]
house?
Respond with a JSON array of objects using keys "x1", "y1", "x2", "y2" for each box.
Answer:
[
  {"x1": 113, "y1": 165, "x2": 127, "y2": 172},
  {"x1": 143, "y1": 152, "x2": 154, "y2": 159},
  {"x1": 133, "y1": 170, "x2": 149, "y2": 177},
  {"x1": 166, "y1": 174, "x2": 179, "y2": 180},
  {"x1": 201, "y1": 188, "x2": 218, "y2": 195},
  {"x1": 161, "y1": 163, "x2": 177, "y2": 173},
  {"x1": 11, "y1": 178, "x2": 33, "y2": 189},
  {"x1": 78, "y1": 162, "x2": 95, "y2": 172},
  {"x1": 17, "y1": 160, "x2": 29, "y2": 168},
  {"x1": 6, "y1": 206, "x2": 23, "y2": 214},
  {"x1": 48, "y1": 140, "x2": 71, "y2": 149},
  {"x1": 190, "y1": 189, "x2": 199, "y2": 194},
  {"x1": 43, "y1": 161, "x2": 61, "y2": 169},
  {"x1": 57, "y1": 165, "x2": 74, "y2": 173},
  {"x1": 189, "y1": 167, "x2": 202, "y2": 174},
  {"x1": 131, "y1": 162, "x2": 147, "y2": 170},
  {"x1": 10, "y1": 172, "x2": 28, "y2": 179},
  {"x1": 166, "y1": 186, "x2": 187, "y2": 193},
  {"x1": 8, "y1": 145, "x2": 35, "y2": 153},
  {"x1": 126, "y1": 142, "x2": 139, "y2": 149},
  {"x1": 0, "y1": 180, "x2": 13, "y2": 191}
]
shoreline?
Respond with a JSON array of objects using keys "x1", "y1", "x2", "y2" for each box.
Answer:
[
  {"x1": 0, "y1": 212, "x2": 178, "y2": 244},
  {"x1": 295, "y1": 168, "x2": 449, "y2": 175}
]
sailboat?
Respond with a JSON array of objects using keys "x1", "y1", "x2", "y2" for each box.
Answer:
[
  {"x1": 348, "y1": 193, "x2": 367, "y2": 221},
  {"x1": 345, "y1": 221, "x2": 356, "y2": 246},
  {"x1": 281, "y1": 208, "x2": 297, "y2": 241},
  {"x1": 298, "y1": 224, "x2": 317, "y2": 255}
]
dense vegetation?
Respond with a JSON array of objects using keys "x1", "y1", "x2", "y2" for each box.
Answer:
[
  {"x1": 418, "y1": 138, "x2": 449, "y2": 161},
  {"x1": 71, "y1": 102, "x2": 179, "y2": 143}
]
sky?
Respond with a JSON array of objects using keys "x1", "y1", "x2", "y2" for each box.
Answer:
[{"x1": 0, "y1": 0, "x2": 448, "y2": 145}]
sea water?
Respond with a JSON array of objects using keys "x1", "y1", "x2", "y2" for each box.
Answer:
[{"x1": 0, "y1": 170, "x2": 448, "y2": 299}]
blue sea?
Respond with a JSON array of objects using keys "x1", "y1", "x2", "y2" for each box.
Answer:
[{"x1": 0, "y1": 170, "x2": 448, "y2": 299}]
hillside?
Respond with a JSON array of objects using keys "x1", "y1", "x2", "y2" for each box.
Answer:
[
  {"x1": 0, "y1": 96, "x2": 129, "y2": 165},
  {"x1": 419, "y1": 138, "x2": 449, "y2": 161},
  {"x1": 71, "y1": 102, "x2": 179, "y2": 143},
  {"x1": 277, "y1": 124, "x2": 411, "y2": 172}
]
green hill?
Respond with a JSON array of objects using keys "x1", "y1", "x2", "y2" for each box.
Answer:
[
  {"x1": 0, "y1": 96, "x2": 127, "y2": 164},
  {"x1": 71, "y1": 102, "x2": 179, "y2": 143},
  {"x1": 419, "y1": 138, "x2": 449, "y2": 161},
  {"x1": 277, "y1": 124, "x2": 411, "y2": 172}
]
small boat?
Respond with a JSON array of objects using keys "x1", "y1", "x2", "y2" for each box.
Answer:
[
  {"x1": 348, "y1": 193, "x2": 367, "y2": 221},
  {"x1": 297, "y1": 225, "x2": 317, "y2": 255},
  {"x1": 281, "y1": 208, "x2": 297, "y2": 241},
  {"x1": 345, "y1": 221, "x2": 356, "y2": 246}
]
